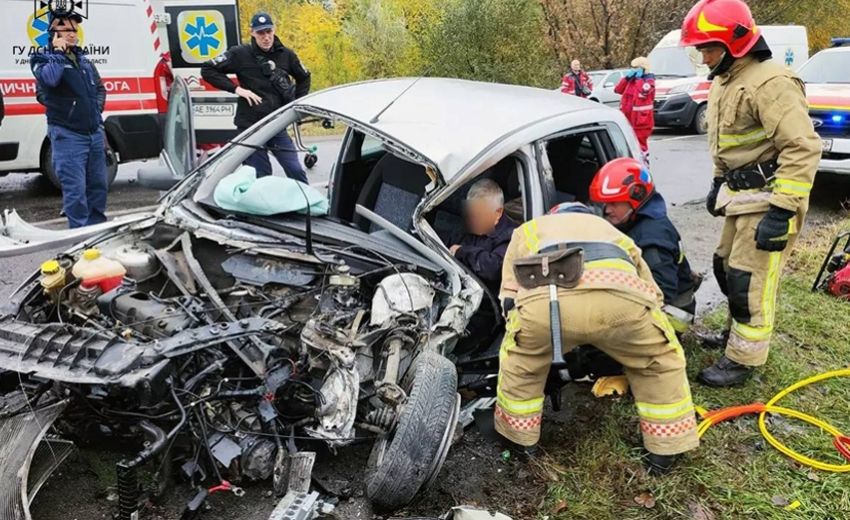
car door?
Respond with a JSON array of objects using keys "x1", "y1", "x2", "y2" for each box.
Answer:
[
  {"x1": 534, "y1": 124, "x2": 637, "y2": 211},
  {"x1": 161, "y1": 75, "x2": 198, "y2": 180}
]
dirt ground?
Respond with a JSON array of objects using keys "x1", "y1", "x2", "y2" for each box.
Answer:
[{"x1": 30, "y1": 386, "x2": 602, "y2": 520}]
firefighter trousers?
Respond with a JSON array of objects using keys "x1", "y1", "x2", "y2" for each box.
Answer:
[
  {"x1": 495, "y1": 290, "x2": 700, "y2": 456},
  {"x1": 713, "y1": 212, "x2": 798, "y2": 366}
]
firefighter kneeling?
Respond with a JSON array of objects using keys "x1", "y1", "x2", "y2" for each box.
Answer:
[{"x1": 495, "y1": 203, "x2": 699, "y2": 474}]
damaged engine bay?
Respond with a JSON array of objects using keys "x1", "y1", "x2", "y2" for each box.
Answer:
[{"x1": 0, "y1": 211, "x2": 471, "y2": 519}]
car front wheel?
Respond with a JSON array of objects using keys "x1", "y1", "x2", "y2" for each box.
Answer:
[{"x1": 365, "y1": 351, "x2": 459, "y2": 511}]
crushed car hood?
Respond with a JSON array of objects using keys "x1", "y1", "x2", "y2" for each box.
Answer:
[{"x1": 0, "y1": 209, "x2": 156, "y2": 258}]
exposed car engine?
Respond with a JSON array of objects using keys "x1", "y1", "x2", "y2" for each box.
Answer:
[{"x1": 0, "y1": 221, "x2": 462, "y2": 518}]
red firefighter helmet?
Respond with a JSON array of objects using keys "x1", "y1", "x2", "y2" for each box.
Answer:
[
  {"x1": 589, "y1": 158, "x2": 655, "y2": 211},
  {"x1": 679, "y1": 0, "x2": 761, "y2": 59}
]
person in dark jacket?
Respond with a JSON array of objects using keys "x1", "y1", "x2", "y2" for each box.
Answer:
[
  {"x1": 589, "y1": 158, "x2": 699, "y2": 332},
  {"x1": 31, "y1": 10, "x2": 108, "y2": 229},
  {"x1": 446, "y1": 179, "x2": 517, "y2": 295},
  {"x1": 201, "y1": 12, "x2": 311, "y2": 182}
]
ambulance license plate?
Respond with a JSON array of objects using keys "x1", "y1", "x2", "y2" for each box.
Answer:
[
  {"x1": 194, "y1": 104, "x2": 235, "y2": 117},
  {"x1": 822, "y1": 139, "x2": 833, "y2": 152}
]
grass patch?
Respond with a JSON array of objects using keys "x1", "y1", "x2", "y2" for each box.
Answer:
[
  {"x1": 540, "y1": 216, "x2": 850, "y2": 520},
  {"x1": 296, "y1": 120, "x2": 346, "y2": 138}
]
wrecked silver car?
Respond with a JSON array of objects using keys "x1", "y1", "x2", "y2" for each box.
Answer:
[{"x1": 0, "y1": 76, "x2": 643, "y2": 519}]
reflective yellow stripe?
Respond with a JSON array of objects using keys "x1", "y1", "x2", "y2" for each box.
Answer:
[
  {"x1": 617, "y1": 237, "x2": 635, "y2": 251},
  {"x1": 585, "y1": 259, "x2": 637, "y2": 274},
  {"x1": 763, "y1": 251, "x2": 782, "y2": 329},
  {"x1": 499, "y1": 309, "x2": 520, "y2": 362},
  {"x1": 652, "y1": 309, "x2": 685, "y2": 359},
  {"x1": 774, "y1": 179, "x2": 812, "y2": 196},
  {"x1": 522, "y1": 221, "x2": 539, "y2": 254},
  {"x1": 496, "y1": 389, "x2": 544, "y2": 414},
  {"x1": 718, "y1": 128, "x2": 768, "y2": 148},
  {"x1": 732, "y1": 320, "x2": 773, "y2": 340},
  {"x1": 636, "y1": 395, "x2": 695, "y2": 420}
]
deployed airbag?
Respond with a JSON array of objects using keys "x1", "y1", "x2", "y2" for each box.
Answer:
[{"x1": 214, "y1": 166, "x2": 329, "y2": 217}]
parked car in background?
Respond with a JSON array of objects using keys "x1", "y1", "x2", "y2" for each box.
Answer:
[
  {"x1": 797, "y1": 40, "x2": 850, "y2": 176},
  {"x1": 586, "y1": 69, "x2": 631, "y2": 106}
]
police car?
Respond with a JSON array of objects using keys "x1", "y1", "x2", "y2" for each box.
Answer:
[
  {"x1": 798, "y1": 39, "x2": 850, "y2": 176},
  {"x1": 0, "y1": 0, "x2": 239, "y2": 189}
]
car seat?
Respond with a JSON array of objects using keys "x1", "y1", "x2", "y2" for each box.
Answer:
[{"x1": 352, "y1": 154, "x2": 432, "y2": 233}]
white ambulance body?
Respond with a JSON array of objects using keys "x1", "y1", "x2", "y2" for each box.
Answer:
[{"x1": 0, "y1": 0, "x2": 239, "y2": 187}]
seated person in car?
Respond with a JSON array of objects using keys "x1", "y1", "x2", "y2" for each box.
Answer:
[
  {"x1": 589, "y1": 158, "x2": 699, "y2": 333},
  {"x1": 446, "y1": 179, "x2": 517, "y2": 294}
]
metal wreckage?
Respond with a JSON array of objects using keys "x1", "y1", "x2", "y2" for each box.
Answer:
[
  {"x1": 0, "y1": 203, "x2": 472, "y2": 519},
  {"x1": 0, "y1": 76, "x2": 646, "y2": 519}
]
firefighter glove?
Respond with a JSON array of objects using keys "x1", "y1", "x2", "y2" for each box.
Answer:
[
  {"x1": 706, "y1": 177, "x2": 724, "y2": 217},
  {"x1": 755, "y1": 205, "x2": 796, "y2": 252}
]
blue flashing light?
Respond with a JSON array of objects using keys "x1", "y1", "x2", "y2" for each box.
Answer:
[{"x1": 832, "y1": 114, "x2": 844, "y2": 123}]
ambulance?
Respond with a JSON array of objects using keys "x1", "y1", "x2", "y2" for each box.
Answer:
[
  {"x1": 797, "y1": 39, "x2": 850, "y2": 176},
  {"x1": 649, "y1": 26, "x2": 808, "y2": 135},
  {"x1": 0, "y1": 0, "x2": 240, "y2": 189}
]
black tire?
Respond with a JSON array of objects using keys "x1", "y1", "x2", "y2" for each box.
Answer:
[
  {"x1": 692, "y1": 103, "x2": 708, "y2": 135},
  {"x1": 42, "y1": 137, "x2": 119, "y2": 191},
  {"x1": 365, "y1": 352, "x2": 459, "y2": 511},
  {"x1": 304, "y1": 153, "x2": 318, "y2": 169}
]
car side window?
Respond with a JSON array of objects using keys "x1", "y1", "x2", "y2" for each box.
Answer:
[
  {"x1": 607, "y1": 72, "x2": 622, "y2": 86},
  {"x1": 538, "y1": 129, "x2": 618, "y2": 208},
  {"x1": 361, "y1": 135, "x2": 383, "y2": 156}
]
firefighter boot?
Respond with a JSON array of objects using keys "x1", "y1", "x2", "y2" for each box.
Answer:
[
  {"x1": 697, "y1": 356, "x2": 754, "y2": 387},
  {"x1": 642, "y1": 450, "x2": 679, "y2": 476},
  {"x1": 694, "y1": 329, "x2": 729, "y2": 350},
  {"x1": 496, "y1": 432, "x2": 540, "y2": 461}
]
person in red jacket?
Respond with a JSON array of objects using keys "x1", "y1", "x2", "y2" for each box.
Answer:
[
  {"x1": 560, "y1": 59, "x2": 593, "y2": 98},
  {"x1": 615, "y1": 57, "x2": 655, "y2": 165}
]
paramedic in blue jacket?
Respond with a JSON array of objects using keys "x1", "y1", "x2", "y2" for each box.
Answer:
[
  {"x1": 446, "y1": 179, "x2": 517, "y2": 296},
  {"x1": 589, "y1": 158, "x2": 699, "y2": 332},
  {"x1": 31, "y1": 10, "x2": 108, "y2": 229}
]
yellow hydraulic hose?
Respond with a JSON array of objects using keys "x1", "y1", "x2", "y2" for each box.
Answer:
[{"x1": 697, "y1": 368, "x2": 850, "y2": 472}]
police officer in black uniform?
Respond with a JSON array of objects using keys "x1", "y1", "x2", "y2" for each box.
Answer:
[{"x1": 201, "y1": 12, "x2": 311, "y2": 182}]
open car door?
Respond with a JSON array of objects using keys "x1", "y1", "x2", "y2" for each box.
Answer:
[
  {"x1": 0, "y1": 78, "x2": 198, "y2": 258},
  {"x1": 138, "y1": 75, "x2": 198, "y2": 190}
]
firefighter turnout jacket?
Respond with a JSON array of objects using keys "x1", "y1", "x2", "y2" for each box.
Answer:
[{"x1": 708, "y1": 56, "x2": 820, "y2": 222}]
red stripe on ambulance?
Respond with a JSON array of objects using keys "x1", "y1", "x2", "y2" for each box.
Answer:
[
  {"x1": 1, "y1": 78, "x2": 156, "y2": 98},
  {"x1": 6, "y1": 98, "x2": 158, "y2": 117}
]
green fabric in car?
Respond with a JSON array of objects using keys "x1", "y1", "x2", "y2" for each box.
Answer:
[{"x1": 214, "y1": 165, "x2": 329, "y2": 216}]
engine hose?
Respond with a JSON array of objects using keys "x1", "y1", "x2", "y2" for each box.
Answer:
[
  {"x1": 698, "y1": 369, "x2": 850, "y2": 472},
  {"x1": 123, "y1": 383, "x2": 187, "y2": 468}
]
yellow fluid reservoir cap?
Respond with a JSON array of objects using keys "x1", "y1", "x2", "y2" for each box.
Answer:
[
  {"x1": 41, "y1": 259, "x2": 60, "y2": 275},
  {"x1": 83, "y1": 248, "x2": 101, "y2": 260}
]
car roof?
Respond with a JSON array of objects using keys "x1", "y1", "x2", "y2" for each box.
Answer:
[{"x1": 294, "y1": 77, "x2": 602, "y2": 182}]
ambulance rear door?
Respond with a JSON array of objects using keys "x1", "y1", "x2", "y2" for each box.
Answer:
[{"x1": 154, "y1": 0, "x2": 240, "y2": 145}]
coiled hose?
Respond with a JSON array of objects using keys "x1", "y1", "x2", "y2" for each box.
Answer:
[{"x1": 698, "y1": 368, "x2": 850, "y2": 472}]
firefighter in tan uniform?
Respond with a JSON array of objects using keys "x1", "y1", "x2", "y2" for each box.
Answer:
[
  {"x1": 679, "y1": 0, "x2": 820, "y2": 386},
  {"x1": 495, "y1": 203, "x2": 699, "y2": 475}
]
